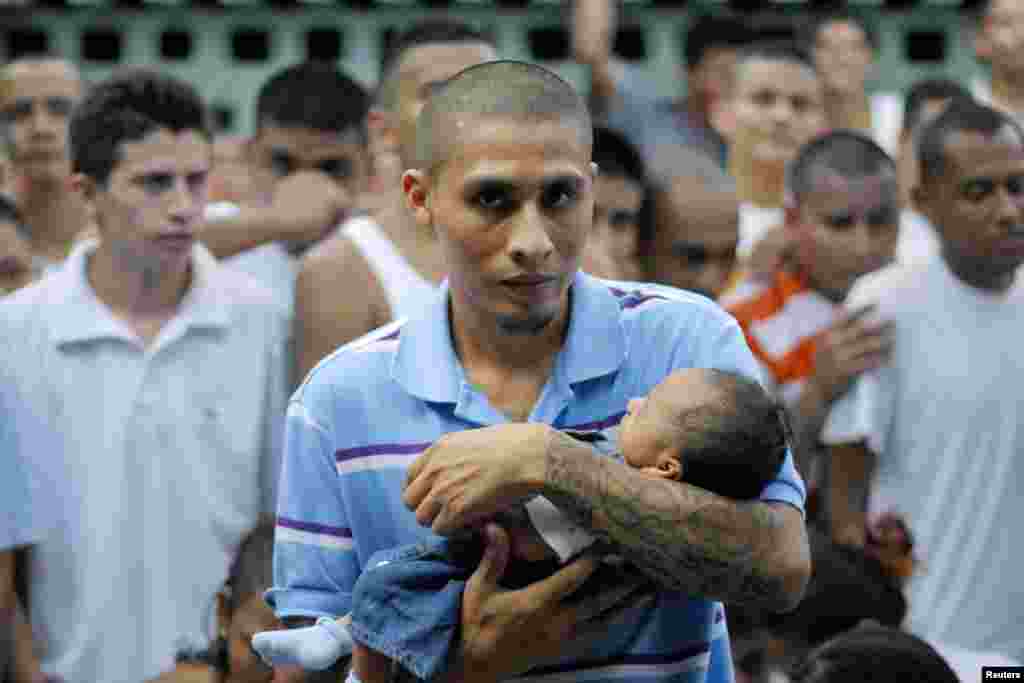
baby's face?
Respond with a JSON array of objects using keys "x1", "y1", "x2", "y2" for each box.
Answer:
[{"x1": 620, "y1": 395, "x2": 673, "y2": 471}]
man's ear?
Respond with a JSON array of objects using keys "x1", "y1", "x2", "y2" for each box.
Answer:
[
  {"x1": 710, "y1": 95, "x2": 737, "y2": 143},
  {"x1": 367, "y1": 108, "x2": 400, "y2": 156},
  {"x1": 974, "y1": 18, "x2": 993, "y2": 62},
  {"x1": 402, "y1": 169, "x2": 432, "y2": 227}
]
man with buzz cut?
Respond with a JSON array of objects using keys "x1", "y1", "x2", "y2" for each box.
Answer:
[{"x1": 269, "y1": 60, "x2": 809, "y2": 683}]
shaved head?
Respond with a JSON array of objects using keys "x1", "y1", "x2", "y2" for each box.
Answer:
[{"x1": 414, "y1": 60, "x2": 592, "y2": 173}]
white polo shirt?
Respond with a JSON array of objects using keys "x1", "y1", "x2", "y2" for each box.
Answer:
[{"x1": 0, "y1": 240, "x2": 290, "y2": 683}]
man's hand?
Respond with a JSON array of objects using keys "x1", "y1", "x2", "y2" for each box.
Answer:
[
  {"x1": 403, "y1": 425, "x2": 552, "y2": 535},
  {"x1": 266, "y1": 171, "x2": 352, "y2": 247},
  {"x1": 451, "y1": 524, "x2": 654, "y2": 683},
  {"x1": 746, "y1": 225, "x2": 795, "y2": 280},
  {"x1": 810, "y1": 305, "x2": 892, "y2": 405}
]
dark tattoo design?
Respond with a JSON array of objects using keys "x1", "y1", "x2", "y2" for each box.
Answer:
[{"x1": 542, "y1": 432, "x2": 797, "y2": 610}]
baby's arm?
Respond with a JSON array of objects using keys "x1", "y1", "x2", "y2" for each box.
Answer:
[{"x1": 251, "y1": 614, "x2": 354, "y2": 671}]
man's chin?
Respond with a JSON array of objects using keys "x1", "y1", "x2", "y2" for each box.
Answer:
[{"x1": 494, "y1": 311, "x2": 557, "y2": 336}]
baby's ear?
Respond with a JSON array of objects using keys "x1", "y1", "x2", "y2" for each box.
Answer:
[{"x1": 656, "y1": 451, "x2": 682, "y2": 481}]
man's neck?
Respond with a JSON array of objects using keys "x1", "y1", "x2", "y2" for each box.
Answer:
[
  {"x1": 375, "y1": 190, "x2": 448, "y2": 284},
  {"x1": 449, "y1": 293, "x2": 569, "y2": 378},
  {"x1": 87, "y1": 244, "x2": 192, "y2": 322},
  {"x1": 989, "y1": 66, "x2": 1024, "y2": 115},
  {"x1": 17, "y1": 177, "x2": 86, "y2": 263},
  {"x1": 731, "y1": 154, "x2": 786, "y2": 208},
  {"x1": 824, "y1": 88, "x2": 872, "y2": 133}
]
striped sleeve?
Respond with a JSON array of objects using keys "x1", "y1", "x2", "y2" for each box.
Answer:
[{"x1": 267, "y1": 399, "x2": 359, "y2": 619}]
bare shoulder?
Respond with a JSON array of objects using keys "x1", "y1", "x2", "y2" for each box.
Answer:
[
  {"x1": 297, "y1": 232, "x2": 389, "y2": 318},
  {"x1": 294, "y1": 233, "x2": 391, "y2": 378}
]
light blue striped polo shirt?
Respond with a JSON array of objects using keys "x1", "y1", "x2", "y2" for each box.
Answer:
[{"x1": 271, "y1": 271, "x2": 805, "y2": 682}]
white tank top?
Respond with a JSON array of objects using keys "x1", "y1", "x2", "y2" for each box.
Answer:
[{"x1": 341, "y1": 215, "x2": 439, "y2": 322}]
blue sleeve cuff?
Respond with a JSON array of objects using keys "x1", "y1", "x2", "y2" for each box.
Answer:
[{"x1": 265, "y1": 586, "x2": 352, "y2": 621}]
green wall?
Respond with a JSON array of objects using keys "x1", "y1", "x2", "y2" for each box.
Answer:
[{"x1": 4, "y1": 5, "x2": 985, "y2": 135}]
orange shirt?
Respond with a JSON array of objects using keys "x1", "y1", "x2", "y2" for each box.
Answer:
[{"x1": 722, "y1": 270, "x2": 839, "y2": 403}]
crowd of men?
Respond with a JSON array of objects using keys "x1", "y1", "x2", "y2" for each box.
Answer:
[{"x1": 1, "y1": 1, "x2": 1022, "y2": 682}]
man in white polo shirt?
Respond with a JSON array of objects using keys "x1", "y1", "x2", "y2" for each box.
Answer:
[{"x1": 0, "y1": 69, "x2": 290, "y2": 682}]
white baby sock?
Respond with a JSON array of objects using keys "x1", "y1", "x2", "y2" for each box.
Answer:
[{"x1": 251, "y1": 615, "x2": 354, "y2": 671}]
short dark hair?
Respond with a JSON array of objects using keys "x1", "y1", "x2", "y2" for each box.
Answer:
[
  {"x1": 0, "y1": 193, "x2": 27, "y2": 240},
  {"x1": 256, "y1": 62, "x2": 370, "y2": 142},
  {"x1": 377, "y1": 19, "x2": 494, "y2": 112},
  {"x1": 593, "y1": 126, "x2": 645, "y2": 186},
  {"x1": 415, "y1": 60, "x2": 591, "y2": 172},
  {"x1": 225, "y1": 518, "x2": 275, "y2": 614},
  {"x1": 787, "y1": 130, "x2": 896, "y2": 204},
  {"x1": 683, "y1": 14, "x2": 751, "y2": 69},
  {"x1": 69, "y1": 68, "x2": 209, "y2": 186},
  {"x1": 902, "y1": 78, "x2": 972, "y2": 137},
  {"x1": 671, "y1": 370, "x2": 791, "y2": 501},
  {"x1": 789, "y1": 625, "x2": 959, "y2": 683},
  {"x1": 918, "y1": 98, "x2": 1024, "y2": 186},
  {"x1": 738, "y1": 40, "x2": 818, "y2": 76},
  {"x1": 807, "y1": 11, "x2": 878, "y2": 53}
]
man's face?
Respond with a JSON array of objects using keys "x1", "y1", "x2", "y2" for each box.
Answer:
[
  {"x1": 814, "y1": 20, "x2": 873, "y2": 95},
  {"x1": 394, "y1": 42, "x2": 498, "y2": 168},
  {"x1": 415, "y1": 115, "x2": 592, "y2": 334},
  {"x1": 89, "y1": 128, "x2": 211, "y2": 273},
  {"x1": 980, "y1": 0, "x2": 1024, "y2": 75},
  {"x1": 585, "y1": 173, "x2": 643, "y2": 280},
  {"x1": 730, "y1": 58, "x2": 825, "y2": 165},
  {"x1": 0, "y1": 60, "x2": 82, "y2": 183},
  {"x1": 247, "y1": 124, "x2": 367, "y2": 207},
  {"x1": 647, "y1": 181, "x2": 739, "y2": 300},
  {"x1": 916, "y1": 129, "x2": 1024, "y2": 284},
  {"x1": 688, "y1": 47, "x2": 739, "y2": 119},
  {"x1": 794, "y1": 168, "x2": 899, "y2": 300}
]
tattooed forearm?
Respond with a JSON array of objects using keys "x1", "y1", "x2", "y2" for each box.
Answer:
[{"x1": 542, "y1": 431, "x2": 807, "y2": 610}]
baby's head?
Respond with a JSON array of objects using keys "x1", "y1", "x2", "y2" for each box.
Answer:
[{"x1": 620, "y1": 368, "x2": 791, "y2": 500}]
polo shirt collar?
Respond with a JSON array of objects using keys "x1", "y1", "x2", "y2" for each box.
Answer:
[
  {"x1": 393, "y1": 270, "x2": 626, "y2": 404},
  {"x1": 50, "y1": 239, "x2": 230, "y2": 348}
]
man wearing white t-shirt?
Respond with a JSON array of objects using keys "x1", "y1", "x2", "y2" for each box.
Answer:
[
  {"x1": 972, "y1": 0, "x2": 1024, "y2": 127},
  {"x1": 713, "y1": 42, "x2": 826, "y2": 263},
  {"x1": 200, "y1": 62, "x2": 373, "y2": 316},
  {"x1": 807, "y1": 12, "x2": 902, "y2": 157},
  {"x1": 823, "y1": 99, "x2": 1024, "y2": 663}
]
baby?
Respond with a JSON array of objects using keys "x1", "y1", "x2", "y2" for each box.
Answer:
[{"x1": 254, "y1": 367, "x2": 792, "y2": 678}]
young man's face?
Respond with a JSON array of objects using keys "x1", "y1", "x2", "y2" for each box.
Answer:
[
  {"x1": 393, "y1": 42, "x2": 498, "y2": 169},
  {"x1": 247, "y1": 124, "x2": 368, "y2": 208},
  {"x1": 647, "y1": 180, "x2": 739, "y2": 300},
  {"x1": 688, "y1": 46, "x2": 740, "y2": 118},
  {"x1": 814, "y1": 20, "x2": 873, "y2": 95},
  {"x1": 0, "y1": 59, "x2": 82, "y2": 184},
  {"x1": 88, "y1": 128, "x2": 211, "y2": 273},
  {"x1": 916, "y1": 129, "x2": 1024, "y2": 285},
  {"x1": 730, "y1": 58, "x2": 825, "y2": 166},
  {"x1": 979, "y1": 0, "x2": 1024, "y2": 76},
  {"x1": 793, "y1": 168, "x2": 899, "y2": 301},
  {"x1": 585, "y1": 172, "x2": 644, "y2": 280},
  {"x1": 410, "y1": 114, "x2": 593, "y2": 334}
]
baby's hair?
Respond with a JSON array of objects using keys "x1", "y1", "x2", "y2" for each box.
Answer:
[
  {"x1": 662, "y1": 369, "x2": 791, "y2": 500},
  {"x1": 789, "y1": 624, "x2": 958, "y2": 683}
]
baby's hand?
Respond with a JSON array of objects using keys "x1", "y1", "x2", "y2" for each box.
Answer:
[{"x1": 251, "y1": 615, "x2": 353, "y2": 671}]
